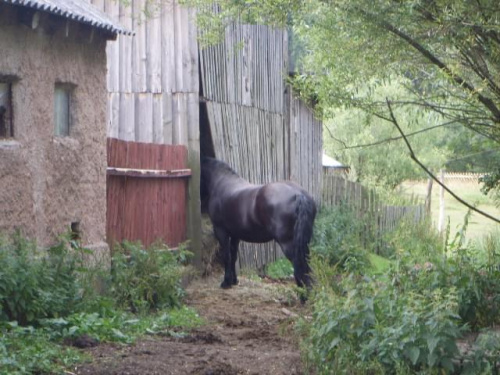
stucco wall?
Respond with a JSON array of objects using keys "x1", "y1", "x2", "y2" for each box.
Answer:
[{"x1": 0, "y1": 6, "x2": 108, "y2": 256}]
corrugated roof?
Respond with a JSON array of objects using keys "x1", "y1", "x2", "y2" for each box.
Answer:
[{"x1": 1, "y1": 0, "x2": 132, "y2": 36}]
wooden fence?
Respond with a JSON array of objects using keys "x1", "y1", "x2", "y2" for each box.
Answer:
[
  {"x1": 106, "y1": 138, "x2": 191, "y2": 249},
  {"x1": 323, "y1": 174, "x2": 426, "y2": 241},
  {"x1": 441, "y1": 172, "x2": 484, "y2": 183}
]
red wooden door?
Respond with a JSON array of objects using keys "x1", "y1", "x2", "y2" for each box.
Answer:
[{"x1": 106, "y1": 138, "x2": 191, "y2": 248}]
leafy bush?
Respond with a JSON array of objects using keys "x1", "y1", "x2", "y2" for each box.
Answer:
[
  {"x1": 303, "y1": 215, "x2": 500, "y2": 374},
  {"x1": 110, "y1": 241, "x2": 192, "y2": 313},
  {"x1": 310, "y1": 205, "x2": 371, "y2": 273},
  {"x1": 0, "y1": 232, "x2": 86, "y2": 325},
  {"x1": 302, "y1": 271, "x2": 464, "y2": 374},
  {"x1": 383, "y1": 219, "x2": 443, "y2": 263},
  {"x1": 0, "y1": 232, "x2": 198, "y2": 374}
]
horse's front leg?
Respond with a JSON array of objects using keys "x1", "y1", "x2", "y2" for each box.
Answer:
[
  {"x1": 214, "y1": 226, "x2": 232, "y2": 289},
  {"x1": 230, "y1": 238, "x2": 240, "y2": 285}
]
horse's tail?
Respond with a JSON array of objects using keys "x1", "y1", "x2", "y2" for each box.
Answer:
[{"x1": 293, "y1": 194, "x2": 316, "y2": 287}]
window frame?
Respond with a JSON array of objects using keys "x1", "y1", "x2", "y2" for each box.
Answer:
[
  {"x1": 54, "y1": 83, "x2": 75, "y2": 137},
  {"x1": 0, "y1": 79, "x2": 14, "y2": 139}
]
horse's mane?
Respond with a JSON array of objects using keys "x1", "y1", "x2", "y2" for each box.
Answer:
[{"x1": 202, "y1": 157, "x2": 240, "y2": 178}]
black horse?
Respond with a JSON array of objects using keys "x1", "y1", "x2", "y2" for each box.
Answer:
[{"x1": 200, "y1": 156, "x2": 316, "y2": 290}]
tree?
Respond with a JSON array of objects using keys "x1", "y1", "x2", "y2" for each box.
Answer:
[{"x1": 324, "y1": 79, "x2": 454, "y2": 189}]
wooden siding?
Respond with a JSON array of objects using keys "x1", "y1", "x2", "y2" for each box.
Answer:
[
  {"x1": 200, "y1": 24, "x2": 286, "y2": 113},
  {"x1": 289, "y1": 92, "x2": 323, "y2": 202},
  {"x1": 91, "y1": 0, "x2": 199, "y2": 144},
  {"x1": 107, "y1": 138, "x2": 189, "y2": 248}
]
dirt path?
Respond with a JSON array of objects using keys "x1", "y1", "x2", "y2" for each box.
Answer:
[{"x1": 74, "y1": 275, "x2": 305, "y2": 375}]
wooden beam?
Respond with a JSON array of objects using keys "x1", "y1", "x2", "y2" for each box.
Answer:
[{"x1": 106, "y1": 167, "x2": 191, "y2": 178}]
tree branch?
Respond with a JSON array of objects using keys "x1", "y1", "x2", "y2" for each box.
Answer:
[
  {"x1": 340, "y1": 121, "x2": 458, "y2": 150},
  {"x1": 324, "y1": 125, "x2": 348, "y2": 148},
  {"x1": 386, "y1": 98, "x2": 500, "y2": 224},
  {"x1": 379, "y1": 19, "x2": 500, "y2": 123}
]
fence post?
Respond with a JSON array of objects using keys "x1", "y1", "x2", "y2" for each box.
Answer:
[
  {"x1": 425, "y1": 178, "x2": 433, "y2": 214},
  {"x1": 438, "y1": 169, "x2": 445, "y2": 233}
]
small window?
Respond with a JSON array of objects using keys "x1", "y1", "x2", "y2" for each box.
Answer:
[
  {"x1": 0, "y1": 81, "x2": 13, "y2": 138},
  {"x1": 54, "y1": 83, "x2": 73, "y2": 136}
]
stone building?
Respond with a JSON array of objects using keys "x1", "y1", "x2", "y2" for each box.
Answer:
[{"x1": 0, "y1": 0, "x2": 130, "y2": 257}]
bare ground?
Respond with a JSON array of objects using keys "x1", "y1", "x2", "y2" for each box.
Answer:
[{"x1": 74, "y1": 275, "x2": 306, "y2": 375}]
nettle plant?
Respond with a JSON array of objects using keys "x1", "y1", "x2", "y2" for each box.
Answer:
[
  {"x1": 304, "y1": 273, "x2": 463, "y2": 374},
  {"x1": 110, "y1": 241, "x2": 192, "y2": 313},
  {"x1": 310, "y1": 205, "x2": 371, "y2": 273},
  {"x1": 0, "y1": 232, "x2": 86, "y2": 325},
  {"x1": 303, "y1": 210, "x2": 500, "y2": 374}
]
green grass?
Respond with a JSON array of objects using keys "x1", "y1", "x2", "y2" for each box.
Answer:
[
  {"x1": 400, "y1": 179, "x2": 499, "y2": 243},
  {"x1": 265, "y1": 253, "x2": 392, "y2": 280},
  {"x1": 266, "y1": 258, "x2": 294, "y2": 279},
  {"x1": 368, "y1": 253, "x2": 392, "y2": 274}
]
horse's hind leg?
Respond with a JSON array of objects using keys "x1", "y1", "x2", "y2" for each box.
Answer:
[
  {"x1": 214, "y1": 226, "x2": 233, "y2": 289},
  {"x1": 230, "y1": 238, "x2": 240, "y2": 285}
]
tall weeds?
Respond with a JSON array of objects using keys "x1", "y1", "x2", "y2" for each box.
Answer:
[{"x1": 301, "y1": 208, "x2": 500, "y2": 374}]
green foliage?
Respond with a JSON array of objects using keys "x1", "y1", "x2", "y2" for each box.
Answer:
[
  {"x1": 0, "y1": 232, "x2": 199, "y2": 374},
  {"x1": 265, "y1": 258, "x2": 294, "y2": 279},
  {"x1": 0, "y1": 306, "x2": 203, "y2": 375},
  {"x1": 310, "y1": 205, "x2": 371, "y2": 273},
  {"x1": 461, "y1": 331, "x2": 500, "y2": 375},
  {"x1": 0, "y1": 232, "x2": 87, "y2": 325},
  {"x1": 323, "y1": 81, "x2": 452, "y2": 190},
  {"x1": 480, "y1": 167, "x2": 500, "y2": 207},
  {"x1": 40, "y1": 305, "x2": 203, "y2": 344},
  {"x1": 303, "y1": 217, "x2": 500, "y2": 374},
  {"x1": 0, "y1": 322, "x2": 83, "y2": 375},
  {"x1": 110, "y1": 241, "x2": 192, "y2": 312},
  {"x1": 303, "y1": 273, "x2": 463, "y2": 374},
  {"x1": 384, "y1": 219, "x2": 444, "y2": 263}
]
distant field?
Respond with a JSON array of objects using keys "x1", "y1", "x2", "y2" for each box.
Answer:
[{"x1": 400, "y1": 179, "x2": 500, "y2": 244}]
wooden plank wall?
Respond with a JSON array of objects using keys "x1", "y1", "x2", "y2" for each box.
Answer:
[
  {"x1": 200, "y1": 23, "x2": 323, "y2": 270},
  {"x1": 289, "y1": 92, "x2": 323, "y2": 202},
  {"x1": 91, "y1": 0, "x2": 199, "y2": 145},
  {"x1": 107, "y1": 138, "x2": 189, "y2": 248}
]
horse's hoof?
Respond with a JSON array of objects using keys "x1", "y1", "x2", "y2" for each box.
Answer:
[
  {"x1": 220, "y1": 281, "x2": 232, "y2": 289},
  {"x1": 232, "y1": 278, "x2": 239, "y2": 286}
]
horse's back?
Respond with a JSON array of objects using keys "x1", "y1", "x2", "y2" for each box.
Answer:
[{"x1": 258, "y1": 181, "x2": 312, "y2": 209}]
